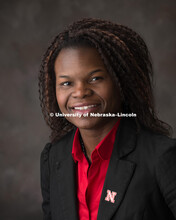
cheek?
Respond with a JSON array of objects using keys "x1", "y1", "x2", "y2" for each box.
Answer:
[
  {"x1": 96, "y1": 83, "x2": 119, "y2": 101},
  {"x1": 104, "y1": 83, "x2": 121, "y2": 108},
  {"x1": 56, "y1": 90, "x2": 67, "y2": 111}
]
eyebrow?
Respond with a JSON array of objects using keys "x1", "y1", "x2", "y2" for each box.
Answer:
[{"x1": 58, "y1": 69, "x2": 103, "y2": 78}]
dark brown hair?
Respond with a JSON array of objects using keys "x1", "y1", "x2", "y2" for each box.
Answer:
[{"x1": 39, "y1": 18, "x2": 171, "y2": 142}]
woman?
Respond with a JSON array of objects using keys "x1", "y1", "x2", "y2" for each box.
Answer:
[{"x1": 39, "y1": 18, "x2": 176, "y2": 220}]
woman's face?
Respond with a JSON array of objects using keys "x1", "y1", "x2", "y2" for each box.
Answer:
[{"x1": 54, "y1": 46, "x2": 122, "y2": 130}]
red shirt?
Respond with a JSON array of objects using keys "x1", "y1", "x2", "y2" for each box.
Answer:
[{"x1": 72, "y1": 119, "x2": 120, "y2": 220}]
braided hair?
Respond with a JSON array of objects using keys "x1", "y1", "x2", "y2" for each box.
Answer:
[{"x1": 39, "y1": 17, "x2": 171, "y2": 142}]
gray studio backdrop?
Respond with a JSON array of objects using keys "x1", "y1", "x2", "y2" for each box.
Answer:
[{"x1": 0, "y1": 0, "x2": 176, "y2": 219}]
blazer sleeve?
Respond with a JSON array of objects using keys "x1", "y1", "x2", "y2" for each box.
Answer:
[
  {"x1": 156, "y1": 143, "x2": 176, "y2": 218},
  {"x1": 40, "y1": 143, "x2": 52, "y2": 220}
]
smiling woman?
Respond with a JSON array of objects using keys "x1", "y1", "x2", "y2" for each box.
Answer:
[{"x1": 39, "y1": 18, "x2": 176, "y2": 220}]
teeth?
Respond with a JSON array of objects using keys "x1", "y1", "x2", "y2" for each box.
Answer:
[{"x1": 74, "y1": 105, "x2": 96, "y2": 110}]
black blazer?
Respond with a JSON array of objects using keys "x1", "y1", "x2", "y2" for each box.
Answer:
[{"x1": 40, "y1": 118, "x2": 176, "y2": 220}]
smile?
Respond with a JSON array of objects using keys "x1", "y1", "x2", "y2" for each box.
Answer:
[{"x1": 73, "y1": 105, "x2": 97, "y2": 110}]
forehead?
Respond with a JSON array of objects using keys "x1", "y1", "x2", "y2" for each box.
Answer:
[{"x1": 54, "y1": 47, "x2": 106, "y2": 73}]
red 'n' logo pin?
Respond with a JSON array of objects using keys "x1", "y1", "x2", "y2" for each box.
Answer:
[{"x1": 105, "y1": 189, "x2": 117, "y2": 203}]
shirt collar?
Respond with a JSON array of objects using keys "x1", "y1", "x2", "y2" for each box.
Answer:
[
  {"x1": 72, "y1": 128, "x2": 83, "y2": 162},
  {"x1": 72, "y1": 118, "x2": 121, "y2": 162}
]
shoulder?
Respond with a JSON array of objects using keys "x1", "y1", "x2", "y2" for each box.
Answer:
[
  {"x1": 137, "y1": 127, "x2": 176, "y2": 158},
  {"x1": 128, "y1": 125, "x2": 176, "y2": 178},
  {"x1": 41, "y1": 128, "x2": 76, "y2": 164}
]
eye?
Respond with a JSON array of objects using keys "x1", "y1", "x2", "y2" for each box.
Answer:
[
  {"x1": 60, "y1": 81, "x2": 72, "y2": 86},
  {"x1": 90, "y1": 76, "x2": 103, "y2": 82}
]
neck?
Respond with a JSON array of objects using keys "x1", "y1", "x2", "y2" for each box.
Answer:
[{"x1": 79, "y1": 118, "x2": 119, "y2": 161}]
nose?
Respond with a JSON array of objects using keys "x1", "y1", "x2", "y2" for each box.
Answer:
[{"x1": 72, "y1": 82, "x2": 93, "y2": 99}]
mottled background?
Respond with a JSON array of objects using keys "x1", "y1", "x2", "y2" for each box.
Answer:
[{"x1": 0, "y1": 0, "x2": 176, "y2": 219}]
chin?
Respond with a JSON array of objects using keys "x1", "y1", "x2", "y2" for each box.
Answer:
[{"x1": 67, "y1": 117, "x2": 109, "y2": 130}]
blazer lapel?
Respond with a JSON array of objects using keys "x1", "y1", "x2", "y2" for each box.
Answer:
[{"x1": 97, "y1": 118, "x2": 137, "y2": 220}]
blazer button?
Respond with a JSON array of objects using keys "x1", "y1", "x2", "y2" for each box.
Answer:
[{"x1": 56, "y1": 162, "x2": 60, "y2": 170}]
